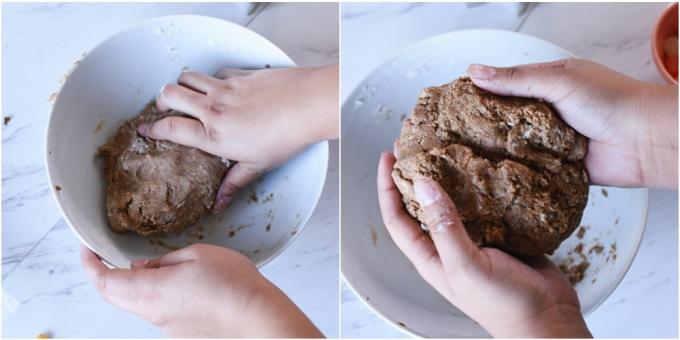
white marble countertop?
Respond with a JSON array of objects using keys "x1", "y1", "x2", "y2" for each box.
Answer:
[
  {"x1": 1, "y1": 3, "x2": 339, "y2": 338},
  {"x1": 341, "y1": 2, "x2": 678, "y2": 338}
]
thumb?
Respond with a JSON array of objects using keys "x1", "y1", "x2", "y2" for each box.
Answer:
[
  {"x1": 213, "y1": 163, "x2": 263, "y2": 211},
  {"x1": 138, "y1": 116, "x2": 209, "y2": 151},
  {"x1": 80, "y1": 246, "x2": 156, "y2": 314},
  {"x1": 466, "y1": 59, "x2": 571, "y2": 101},
  {"x1": 413, "y1": 178, "x2": 480, "y2": 271}
]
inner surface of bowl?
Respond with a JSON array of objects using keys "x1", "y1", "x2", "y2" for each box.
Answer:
[
  {"x1": 46, "y1": 15, "x2": 329, "y2": 268},
  {"x1": 341, "y1": 29, "x2": 648, "y2": 338}
]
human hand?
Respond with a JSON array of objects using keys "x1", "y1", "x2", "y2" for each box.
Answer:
[
  {"x1": 138, "y1": 65, "x2": 339, "y2": 209},
  {"x1": 377, "y1": 151, "x2": 592, "y2": 338},
  {"x1": 467, "y1": 59, "x2": 678, "y2": 189},
  {"x1": 81, "y1": 244, "x2": 322, "y2": 338}
]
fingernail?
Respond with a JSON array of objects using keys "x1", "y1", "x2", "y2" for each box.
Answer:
[
  {"x1": 130, "y1": 259, "x2": 150, "y2": 269},
  {"x1": 157, "y1": 84, "x2": 167, "y2": 98},
  {"x1": 137, "y1": 123, "x2": 150, "y2": 136},
  {"x1": 413, "y1": 178, "x2": 440, "y2": 207},
  {"x1": 214, "y1": 195, "x2": 231, "y2": 211},
  {"x1": 467, "y1": 64, "x2": 496, "y2": 80}
]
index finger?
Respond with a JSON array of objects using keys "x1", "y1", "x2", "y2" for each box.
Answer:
[
  {"x1": 178, "y1": 70, "x2": 223, "y2": 94},
  {"x1": 156, "y1": 84, "x2": 209, "y2": 120}
]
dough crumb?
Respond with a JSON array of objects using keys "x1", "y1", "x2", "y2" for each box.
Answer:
[
  {"x1": 559, "y1": 260, "x2": 590, "y2": 284},
  {"x1": 576, "y1": 226, "x2": 587, "y2": 239},
  {"x1": 589, "y1": 244, "x2": 604, "y2": 254}
]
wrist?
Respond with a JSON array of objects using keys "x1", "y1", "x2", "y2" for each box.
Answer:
[
  {"x1": 300, "y1": 65, "x2": 339, "y2": 143},
  {"x1": 489, "y1": 304, "x2": 591, "y2": 338},
  {"x1": 634, "y1": 84, "x2": 678, "y2": 189},
  {"x1": 240, "y1": 278, "x2": 323, "y2": 338}
]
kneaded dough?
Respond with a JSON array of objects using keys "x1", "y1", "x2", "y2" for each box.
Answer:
[
  {"x1": 97, "y1": 103, "x2": 230, "y2": 236},
  {"x1": 392, "y1": 77, "x2": 589, "y2": 256}
]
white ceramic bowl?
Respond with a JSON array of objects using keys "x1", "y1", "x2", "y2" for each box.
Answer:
[
  {"x1": 341, "y1": 29, "x2": 648, "y2": 338},
  {"x1": 46, "y1": 15, "x2": 328, "y2": 269}
]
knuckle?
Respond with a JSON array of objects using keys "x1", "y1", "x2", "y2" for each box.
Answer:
[
  {"x1": 504, "y1": 66, "x2": 523, "y2": 81},
  {"x1": 421, "y1": 204, "x2": 453, "y2": 230},
  {"x1": 159, "y1": 84, "x2": 177, "y2": 99},
  {"x1": 223, "y1": 76, "x2": 243, "y2": 89},
  {"x1": 204, "y1": 124, "x2": 220, "y2": 144},
  {"x1": 209, "y1": 101, "x2": 228, "y2": 114},
  {"x1": 157, "y1": 117, "x2": 178, "y2": 136},
  {"x1": 222, "y1": 180, "x2": 243, "y2": 195}
]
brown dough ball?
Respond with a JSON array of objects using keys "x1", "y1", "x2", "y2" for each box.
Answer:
[
  {"x1": 97, "y1": 103, "x2": 230, "y2": 236},
  {"x1": 392, "y1": 77, "x2": 589, "y2": 256}
]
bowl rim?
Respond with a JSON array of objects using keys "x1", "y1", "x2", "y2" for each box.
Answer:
[
  {"x1": 651, "y1": 2, "x2": 678, "y2": 85},
  {"x1": 44, "y1": 14, "x2": 328, "y2": 269},
  {"x1": 340, "y1": 28, "x2": 651, "y2": 338}
]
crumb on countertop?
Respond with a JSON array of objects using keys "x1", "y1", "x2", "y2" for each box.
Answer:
[{"x1": 370, "y1": 225, "x2": 378, "y2": 247}]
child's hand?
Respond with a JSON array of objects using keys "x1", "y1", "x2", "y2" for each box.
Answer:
[
  {"x1": 377, "y1": 152, "x2": 592, "y2": 338},
  {"x1": 467, "y1": 59, "x2": 678, "y2": 189},
  {"x1": 81, "y1": 244, "x2": 323, "y2": 338},
  {"x1": 138, "y1": 65, "x2": 338, "y2": 210}
]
